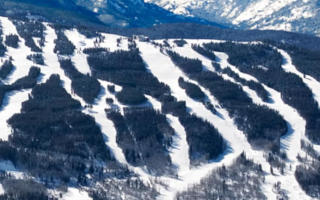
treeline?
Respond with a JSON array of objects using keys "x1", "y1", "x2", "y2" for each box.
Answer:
[
  {"x1": 204, "y1": 42, "x2": 320, "y2": 143},
  {"x1": 107, "y1": 107, "x2": 175, "y2": 175},
  {"x1": 13, "y1": 20, "x2": 45, "y2": 52},
  {"x1": 167, "y1": 50, "x2": 287, "y2": 151},
  {"x1": 59, "y1": 58, "x2": 100, "y2": 104}
]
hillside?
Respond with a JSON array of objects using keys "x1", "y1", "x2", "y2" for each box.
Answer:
[{"x1": 0, "y1": 15, "x2": 320, "y2": 200}]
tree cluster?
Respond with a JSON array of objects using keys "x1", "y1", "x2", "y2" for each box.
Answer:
[
  {"x1": 0, "y1": 60, "x2": 14, "y2": 80},
  {"x1": 179, "y1": 113, "x2": 225, "y2": 163},
  {"x1": 191, "y1": 44, "x2": 216, "y2": 60},
  {"x1": 173, "y1": 39, "x2": 187, "y2": 47},
  {"x1": 54, "y1": 29, "x2": 75, "y2": 55},
  {"x1": 116, "y1": 86, "x2": 147, "y2": 105},
  {"x1": 59, "y1": 58, "x2": 100, "y2": 104},
  {"x1": 167, "y1": 50, "x2": 203, "y2": 74},
  {"x1": 27, "y1": 53, "x2": 45, "y2": 65},
  {"x1": 5, "y1": 34, "x2": 19, "y2": 48},
  {"x1": 87, "y1": 48, "x2": 170, "y2": 98},
  {"x1": 13, "y1": 20, "x2": 45, "y2": 52},
  {"x1": 107, "y1": 107, "x2": 174, "y2": 175},
  {"x1": 178, "y1": 77, "x2": 205, "y2": 100}
]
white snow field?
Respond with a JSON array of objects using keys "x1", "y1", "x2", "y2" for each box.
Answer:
[{"x1": 0, "y1": 16, "x2": 319, "y2": 199}]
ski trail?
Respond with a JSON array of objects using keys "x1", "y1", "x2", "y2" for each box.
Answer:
[
  {"x1": 64, "y1": 29, "x2": 94, "y2": 75},
  {"x1": 0, "y1": 17, "x2": 36, "y2": 141},
  {"x1": 209, "y1": 49, "x2": 310, "y2": 200},
  {"x1": 0, "y1": 17, "x2": 35, "y2": 84},
  {"x1": 83, "y1": 80, "x2": 128, "y2": 165},
  {"x1": 42, "y1": 24, "x2": 86, "y2": 106},
  {"x1": 137, "y1": 40, "x2": 276, "y2": 200},
  {"x1": 0, "y1": 90, "x2": 31, "y2": 141},
  {"x1": 166, "y1": 114, "x2": 190, "y2": 176},
  {"x1": 278, "y1": 49, "x2": 320, "y2": 108},
  {"x1": 100, "y1": 33, "x2": 128, "y2": 51},
  {"x1": 45, "y1": 25, "x2": 168, "y2": 195}
]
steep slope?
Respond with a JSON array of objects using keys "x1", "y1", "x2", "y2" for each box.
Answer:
[{"x1": 145, "y1": 0, "x2": 320, "y2": 36}]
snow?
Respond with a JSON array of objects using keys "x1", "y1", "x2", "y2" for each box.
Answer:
[
  {"x1": 167, "y1": 114, "x2": 190, "y2": 175},
  {"x1": 0, "y1": 15, "x2": 318, "y2": 200},
  {"x1": 62, "y1": 188, "x2": 92, "y2": 200},
  {"x1": 137, "y1": 41, "x2": 260, "y2": 199},
  {"x1": 278, "y1": 49, "x2": 320, "y2": 108},
  {"x1": 167, "y1": 40, "x2": 310, "y2": 199},
  {"x1": 0, "y1": 184, "x2": 4, "y2": 195},
  {"x1": 41, "y1": 24, "x2": 86, "y2": 106},
  {"x1": 0, "y1": 17, "x2": 35, "y2": 84},
  {"x1": 0, "y1": 90, "x2": 31, "y2": 141},
  {"x1": 0, "y1": 160, "x2": 24, "y2": 179},
  {"x1": 64, "y1": 29, "x2": 94, "y2": 75},
  {"x1": 83, "y1": 80, "x2": 128, "y2": 165},
  {"x1": 210, "y1": 48, "x2": 310, "y2": 200},
  {"x1": 145, "y1": 0, "x2": 320, "y2": 36}
]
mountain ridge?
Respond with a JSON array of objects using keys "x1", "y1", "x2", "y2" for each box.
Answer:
[{"x1": 145, "y1": 0, "x2": 320, "y2": 36}]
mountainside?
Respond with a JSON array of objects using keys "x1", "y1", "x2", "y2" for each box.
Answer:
[
  {"x1": 0, "y1": 14, "x2": 320, "y2": 200},
  {"x1": 0, "y1": 0, "x2": 220, "y2": 28},
  {"x1": 145, "y1": 0, "x2": 320, "y2": 36}
]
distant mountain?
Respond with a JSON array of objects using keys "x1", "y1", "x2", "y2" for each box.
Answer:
[
  {"x1": 0, "y1": 0, "x2": 222, "y2": 27},
  {"x1": 145, "y1": 0, "x2": 320, "y2": 36},
  {"x1": 72, "y1": 0, "x2": 212, "y2": 27}
]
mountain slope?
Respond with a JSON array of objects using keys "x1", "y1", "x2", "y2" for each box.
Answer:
[
  {"x1": 0, "y1": 0, "x2": 221, "y2": 28},
  {"x1": 1, "y1": 15, "x2": 320, "y2": 200},
  {"x1": 145, "y1": 0, "x2": 320, "y2": 36}
]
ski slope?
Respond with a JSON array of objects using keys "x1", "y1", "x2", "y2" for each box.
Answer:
[{"x1": 0, "y1": 16, "x2": 319, "y2": 199}]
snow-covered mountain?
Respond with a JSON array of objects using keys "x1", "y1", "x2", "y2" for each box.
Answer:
[
  {"x1": 145, "y1": 0, "x2": 320, "y2": 36},
  {"x1": 0, "y1": 0, "x2": 219, "y2": 28},
  {"x1": 0, "y1": 14, "x2": 320, "y2": 199}
]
